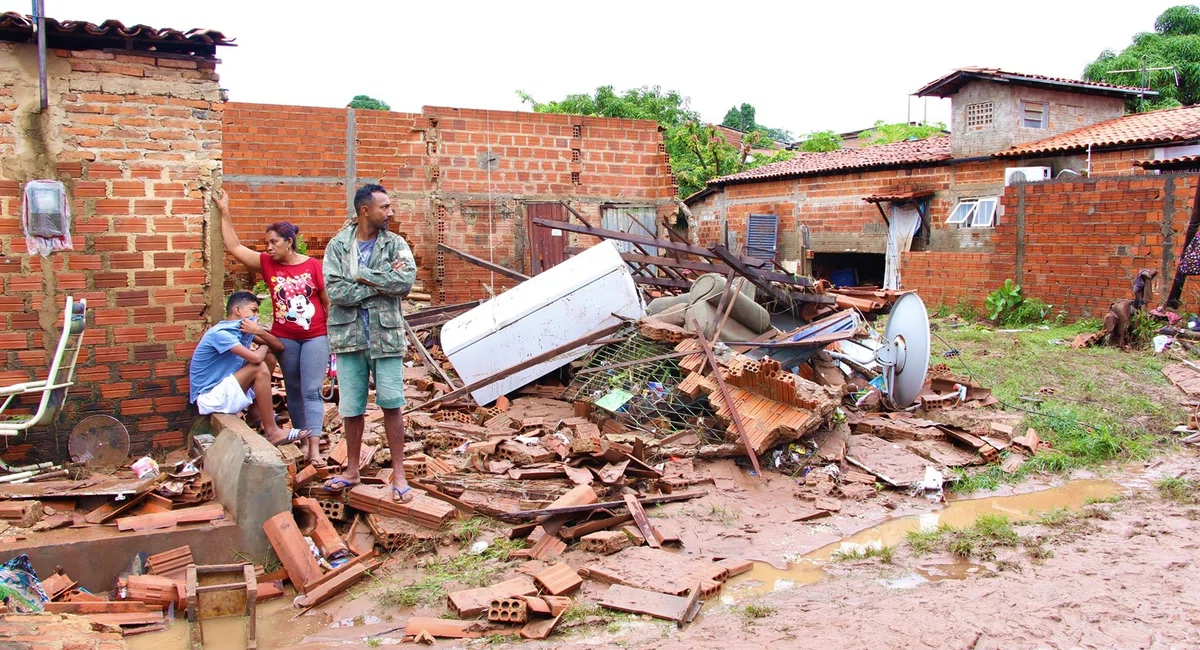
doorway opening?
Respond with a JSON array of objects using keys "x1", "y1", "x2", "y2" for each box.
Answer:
[{"x1": 811, "y1": 252, "x2": 886, "y2": 288}]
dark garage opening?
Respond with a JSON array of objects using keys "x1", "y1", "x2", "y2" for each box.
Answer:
[{"x1": 811, "y1": 252, "x2": 886, "y2": 288}]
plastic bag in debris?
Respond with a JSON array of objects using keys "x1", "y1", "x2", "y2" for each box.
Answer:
[
  {"x1": 911, "y1": 466, "x2": 944, "y2": 502},
  {"x1": 1153, "y1": 335, "x2": 1174, "y2": 354},
  {"x1": 21, "y1": 180, "x2": 72, "y2": 257},
  {"x1": 130, "y1": 456, "x2": 159, "y2": 479}
]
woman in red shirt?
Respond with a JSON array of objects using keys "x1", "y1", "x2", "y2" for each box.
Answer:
[{"x1": 214, "y1": 190, "x2": 329, "y2": 466}]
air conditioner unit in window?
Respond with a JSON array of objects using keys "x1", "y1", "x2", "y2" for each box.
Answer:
[{"x1": 1004, "y1": 166, "x2": 1051, "y2": 186}]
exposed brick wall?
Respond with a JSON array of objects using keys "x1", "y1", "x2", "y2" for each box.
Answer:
[
  {"x1": 0, "y1": 43, "x2": 221, "y2": 460},
  {"x1": 687, "y1": 145, "x2": 1196, "y2": 317},
  {"x1": 221, "y1": 104, "x2": 675, "y2": 304}
]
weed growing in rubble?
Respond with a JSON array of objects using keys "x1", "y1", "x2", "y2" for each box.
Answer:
[
  {"x1": 831, "y1": 544, "x2": 896, "y2": 563},
  {"x1": 1156, "y1": 476, "x2": 1200, "y2": 504},
  {"x1": 373, "y1": 537, "x2": 524, "y2": 608},
  {"x1": 366, "y1": 638, "x2": 381, "y2": 648},
  {"x1": 740, "y1": 603, "x2": 776, "y2": 619},
  {"x1": 1037, "y1": 507, "x2": 1074, "y2": 527},
  {"x1": 907, "y1": 515, "x2": 1018, "y2": 560}
]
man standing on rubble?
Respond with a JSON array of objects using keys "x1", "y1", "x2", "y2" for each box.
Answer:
[{"x1": 321, "y1": 184, "x2": 418, "y2": 503}]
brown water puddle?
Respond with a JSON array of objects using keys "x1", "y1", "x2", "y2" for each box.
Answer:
[
  {"x1": 719, "y1": 478, "x2": 1120, "y2": 603},
  {"x1": 124, "y1": 595, "x2": 325, "y2": 650}
]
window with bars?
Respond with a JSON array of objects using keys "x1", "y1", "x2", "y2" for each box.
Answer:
[
  {"x1": 966, "y1": 102, "x2": 993, "y2": 127},
  {"x1": 1021, "y1": 100, "x2": 1047, "y2": 129}
]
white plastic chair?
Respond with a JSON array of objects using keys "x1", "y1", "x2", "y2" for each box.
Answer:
[{"x1": 0, "y1": 295, "x2": 87, "y2": 436}]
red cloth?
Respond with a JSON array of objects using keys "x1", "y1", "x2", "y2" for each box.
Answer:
[{"x1": 259, "y1": 253, "x2": 327, "y2": 340}]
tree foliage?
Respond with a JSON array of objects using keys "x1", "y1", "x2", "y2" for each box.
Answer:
[
  {"x1": 1083, "y1": 5, "x2": 1200, "y2": 111},
  {"x1": 518, "y1": 86, "x2": 794, "y2": 197},
  {"x1": 855, "y1": 120, "x2": 948, "y2": 146},
  {"x1": 798, "y1": 130, "x2": 844, "y2": 152},
  {"x1": 721, "y1": 102, "x2": 793, "y2": 143},
  {"x1": 349, "y1": 94, "x2": 390, "y2": 111}
]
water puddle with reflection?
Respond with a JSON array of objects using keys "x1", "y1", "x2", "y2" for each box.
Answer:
[
  {"x1": 125, "y1": 594, "x2": 324, "y2": 650},
  {"x1": 720, "y1": 478, "x2": 1119, "y2": 604}
]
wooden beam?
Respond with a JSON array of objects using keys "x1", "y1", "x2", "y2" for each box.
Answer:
[
  {"x1": 403, "y1": 319, "x2": 459, "y2": 389},
  {"x1": 403, "y1": 322, "x2": 625, "y2": 414},
  {"x1": 533, "y1": 218, "x2": 717, "y2": 259},
  {"x1": 559, "y1": 201, "x2": 595, "y2": 229},
  {"x1": 692, "y1": 319, "x2": 762, "y2": 476},
  {"x1": 634, "y1": 276, "x2": 692, "y2": 290},
  {"x1": 437, "y1": 243, "x2": 530, "y2": 283},
  {"x1": 496, "y1": 490, "x2": 706, "y2": 522},
  {"x1": 709, "y1": 244, "x2": 795, "y2": 307}
]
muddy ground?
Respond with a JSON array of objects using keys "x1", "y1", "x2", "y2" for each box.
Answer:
[{"x1": 259, "y1": 451, "x2": 1200, "y2": 650}]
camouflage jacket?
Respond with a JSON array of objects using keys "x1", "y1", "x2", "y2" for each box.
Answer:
[{"x1": 322, "y1": 225, "x2": 416, "y2": 358}]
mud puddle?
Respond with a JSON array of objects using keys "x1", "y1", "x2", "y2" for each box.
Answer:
[
  {"x1": 720, "y1": 478, "x2": 1119, "y2": 603},
  {"x1": 125, "y1": 594, "x2": 325, "y2": 650}
]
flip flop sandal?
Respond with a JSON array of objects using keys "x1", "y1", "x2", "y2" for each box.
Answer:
[
  {"x1": 272, "y1": 428, "x2": 305, "y2": 446},
  {"x1": 322, "y1": 476, "x2": 358, "y2": 492},
  {"x1": 391, "y1": 485, "x2": 414, "y2": 503}
]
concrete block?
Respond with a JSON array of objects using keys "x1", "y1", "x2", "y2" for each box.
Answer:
[{"x1": 205, "y1": 414, "x2": 291, "y2": 562}]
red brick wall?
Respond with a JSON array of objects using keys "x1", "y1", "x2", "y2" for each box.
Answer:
[
  {"x1": 0, "y1": 44, "x2": 221, "y2": 459},
  {"x1": 221, "y1": 104, "x2": 675, "y2": 304},
  {"x1": 688, "y1": 148, "x2": 1193, "y2": 317}
]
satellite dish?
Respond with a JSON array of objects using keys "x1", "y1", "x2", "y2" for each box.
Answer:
[
  {"x1": 69, "y1": 415, "x2": 130, "y2": 469},
  {"x1": 874, "y1": 293, "x2": 931, "y2": 409}
]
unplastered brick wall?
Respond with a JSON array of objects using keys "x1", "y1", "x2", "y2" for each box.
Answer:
[
  {"x1": 221, "y1": 104, "x2": 675, "y2": 304},
  {"x1": 0, "y1": 43, "x2": 221, "y2": 460},
  {"x1": 688, "y1": 147, "x2": 1185, "y2": 314},
  {"x1": 991, "y1": 173, "x2": 1196, "y2": 318}
]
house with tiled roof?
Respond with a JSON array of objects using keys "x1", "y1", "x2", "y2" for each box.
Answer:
[{"x1": 684, "y1": 67, "x2": 1200, "y2": 316}]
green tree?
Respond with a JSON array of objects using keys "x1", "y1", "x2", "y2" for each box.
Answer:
[
  {"x1": 1083, "y1": 5, "x2": 1200, "y2": 111},
  {"x1": 518, "y1": 86, "x2": 794, "y2": 197},
  {"x1": 855, "y1": 120, "x2": 947, "y2": 146},
  {"x1": 349, "y1": 94, "x2": 390, "y2": 111},
  {"x1": 798, "y1": 129, "x2": 844, "y2": 152},
  {"x1": 721, "y1": 102, "x2": 793, "y2": 143}
]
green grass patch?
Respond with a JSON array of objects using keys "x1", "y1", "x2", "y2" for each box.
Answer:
[
  {"x1": 930, "y1": 320, "x2": 1180, "y2": 493},
  {"x1": 831, "y1": 544, "x2": 896, "y2": 563},
  {"x1": 371, "y1": 537, "x2": 524, "y2": 609},
  {"x1": 1036, "y1": 506, "x2": 1074, "y2": 527},
  {"x1": 740, "y1": 603, "x2": 776, "y2": 620},
  {"x1": 907, "y1": 514, "x2": 1019, "y2": 560},
  {"x1": 561, "y1": 602, "x2": 606, "y2": 625},
  {"x1": 1156, "y1": 476, "x2": 1200, "y2": 504}
]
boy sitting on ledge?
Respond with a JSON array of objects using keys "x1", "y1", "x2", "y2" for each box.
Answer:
[{"x1": 188, "y1": 290, "x2": 304, "y2": 445}]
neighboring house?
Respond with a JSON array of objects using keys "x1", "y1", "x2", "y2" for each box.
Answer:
[
  {"x1": 712, "y1": 124, "x2": 786, "y2": 156},
  {"x1": 686, "y1": 67, "x2": 1200, "y2": 316}
]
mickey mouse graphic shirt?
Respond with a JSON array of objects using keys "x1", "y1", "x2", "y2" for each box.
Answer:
[{"x1": 259, "y1": 253, "x2": 327, "y2": 340}]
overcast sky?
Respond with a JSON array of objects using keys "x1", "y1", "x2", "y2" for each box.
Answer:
[{"x1": 34, "y1": 1, "x2": 1171, "y2": 138}]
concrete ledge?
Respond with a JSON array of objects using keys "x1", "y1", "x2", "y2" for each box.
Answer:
[{"x1": 206, "y1": 413, "x2": 292, "y2": 562}]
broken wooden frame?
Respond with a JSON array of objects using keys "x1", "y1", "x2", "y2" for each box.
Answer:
[{"x1": 186, "y1": 563, "x2": 257, "y2": 650}]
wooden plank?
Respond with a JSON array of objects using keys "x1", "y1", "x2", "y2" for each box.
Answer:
[
  {"x1": 438, "y1": 243, "x2": 530, "y2": 283},
  {"x1": 692, "y1": 322, "x2": 761, "y2": 475},
  {"x1": 499, "y1": 491, "x2": 706, "y2": 522},
  {"x1": 45, "y1": 602, "x2": 159, "y2": 614},
  {"x1": 534, "y1": 217, "x2": 717, "y2": 259},
  {"x1": 559, "y1": 513, "x2": 634, "y2": 540},
  {"x1": 622, "y1": 494, "x2": 661, "y2": 550},
  {"x1": 599, "y1": 584, "x2": 696, "y2": 625},
  {"x1": 404, "y1": 318, "x2": 459, "y2": 389},
  {"x1": 405, "y1": 322, "x2": 624, "y2": 414},
  {"x1": 0, "y1": 475, "x2": 156, "y2": 500},
  {"x1": 85, "y1": 492, "x2": 149, "y2": 524},
  {"x1": 294, "y1": 561, "x2": 368, "y2": 609},
  {"x1": 115, "y1": 503, "x2": 225, "y2": 532}
]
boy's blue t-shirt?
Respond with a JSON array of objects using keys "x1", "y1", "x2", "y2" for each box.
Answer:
[{"x1": 188, "y1": 319, "x2": 255, "y2": 403}]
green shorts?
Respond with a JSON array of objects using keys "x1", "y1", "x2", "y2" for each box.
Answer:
[{"x1": 336, "y1": 350, "x2": 405, "y2": 417}]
